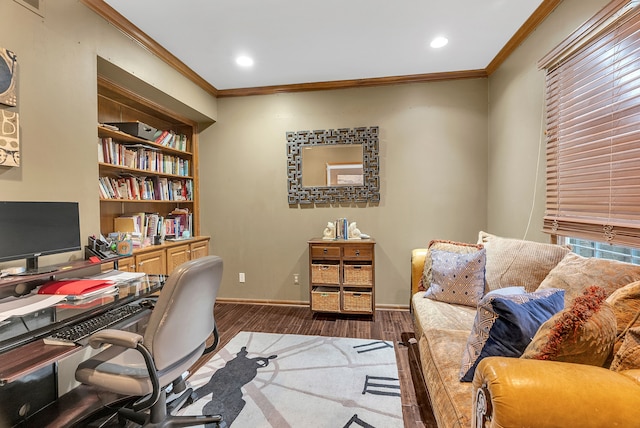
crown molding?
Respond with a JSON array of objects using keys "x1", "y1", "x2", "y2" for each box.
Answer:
[
  {"x1": 82, "y1": 0, "x2": 560, "y2": 98},
  {"x1": 80, "y1": 0, "x2": 219, "y2": 97}
]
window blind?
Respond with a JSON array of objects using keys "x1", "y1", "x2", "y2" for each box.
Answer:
[{"x1": 543, "y1": 2, "x2": 640, "y2": 247}]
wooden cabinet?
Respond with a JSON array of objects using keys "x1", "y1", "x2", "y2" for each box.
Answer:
[
  {"x1": 116, "y1": 256, "x2": 136, "y2": 272},
  {"x1": 115, "y1": 237, "x2": 210, "y2": 275},
  {"x1": 135, "y1": 249, "x2": 166, "y2": 275},
  {"x1": 189, "y1": 239, "x2": 209, "y2": 260},
  {"x1": 308, "y1": 238, "x2": 375, "y2": 316},
  {"x1": 166, "y1": 244, "x2": 190, "y2": 273}
]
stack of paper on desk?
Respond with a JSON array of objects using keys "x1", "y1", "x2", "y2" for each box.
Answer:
[{"x1": 0, "y1": 294, "x2": 66, "y2": 322}]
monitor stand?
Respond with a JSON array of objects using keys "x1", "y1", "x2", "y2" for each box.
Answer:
[
  {"x1": 14, "y1": 257, "x2": 58, "y2": 276},
  {"x1": 14, "y1": 266, "x2": 58, "y2": 276}
]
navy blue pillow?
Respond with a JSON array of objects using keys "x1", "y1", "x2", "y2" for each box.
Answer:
[{"x1": 459, "y1": 288, "x2": 565, "y2": 382}]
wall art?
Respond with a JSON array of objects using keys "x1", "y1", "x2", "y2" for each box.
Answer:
[
  {"x1": 0, "y1": 110, "x2": 20, "y2": 167},
  {"x1": 0, "y1": 48, "x2": 17, "y2": 107}
]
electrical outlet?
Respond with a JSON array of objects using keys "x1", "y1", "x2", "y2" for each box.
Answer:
[
  {"x1": 239, "y1": 272, "x2": 245, "y2": 283},
  {"x1": 293, "y1": 274, "x2": 299, "y2": 285}
]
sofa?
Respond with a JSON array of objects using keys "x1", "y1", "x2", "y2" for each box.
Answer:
[{"x1": 410, "y1": 231, "x2": 640, "y2": 428}]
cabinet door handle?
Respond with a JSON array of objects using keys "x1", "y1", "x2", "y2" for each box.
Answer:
[
  {"x1": 323, "y1": 248, "x2": 328, "y2": 254},
  {"x1": 355, "y1": 250, "x2": 360, "y2": 256}
]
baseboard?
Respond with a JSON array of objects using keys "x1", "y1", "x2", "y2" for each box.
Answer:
[{"x1": 215, "y1": 297, "x2": 410, "y2": 311}]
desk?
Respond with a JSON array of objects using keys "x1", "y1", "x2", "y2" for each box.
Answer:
[{"x1": 0, "y1": 271, "x2": 165, "y2": 426}]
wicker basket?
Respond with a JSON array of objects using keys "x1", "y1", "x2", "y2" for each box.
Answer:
[
  {"x1": 343, "y1": 264, "x2": 372, "y2": 285},
  {"x1": 311, "y1": 263, "x2": 340, "y2": 284},
  {"x1": 343, "y1": 289, "x2": 372, "y2": 312},
  {"x1": 311, "y1": 287, "x2": 340, "y2": 312}
]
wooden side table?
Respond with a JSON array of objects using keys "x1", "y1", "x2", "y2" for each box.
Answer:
[{"x1": 308, "y1": 238, "x2": 375, "y2": 316}]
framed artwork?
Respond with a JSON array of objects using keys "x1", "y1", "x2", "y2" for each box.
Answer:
[
  {"x1": 0, "y1": 110, "x2": 19, "y2": 167},
  {"x1": 0, "y1": 48, "x2": 17, "y2": 107}
]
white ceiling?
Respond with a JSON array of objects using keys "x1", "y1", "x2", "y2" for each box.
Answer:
[{"x1": 103, "y1": 0, "x2": 544, "y2": 91}]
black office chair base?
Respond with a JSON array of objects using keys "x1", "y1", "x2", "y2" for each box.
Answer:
[{"x1": 117, "y1": 389, "x2": 223, "y2": 428}]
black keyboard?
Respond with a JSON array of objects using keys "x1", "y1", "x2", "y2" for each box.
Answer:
[{"x1": 43, "y1": 303, "x2": 148, "y2": 346}]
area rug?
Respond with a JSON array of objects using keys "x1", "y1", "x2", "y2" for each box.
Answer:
[{"x1": 179, "y1": 331, "x2": 404, "y2": 427}]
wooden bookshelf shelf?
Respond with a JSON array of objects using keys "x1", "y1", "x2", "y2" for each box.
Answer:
[{"x1": 96, "y1": 76, "x2": 208, "y2": 272}]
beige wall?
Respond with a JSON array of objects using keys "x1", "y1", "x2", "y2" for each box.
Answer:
[
  {"x1": 199, "y1": 80, "x2": 488, "y2": 306},
  {"x1": 0, "y1": 0, "x2": 216, "y2": 269},
  {"x1": 0, "y1": 0, "x2": 616, "y2": 307},
  {"x1": 487, "y1": 0, "x2": 610, "y2": 241}
]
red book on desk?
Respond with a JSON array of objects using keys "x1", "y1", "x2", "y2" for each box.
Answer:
[{"x1": 37, "y1": 279, "x2": 115, "y2": 296}]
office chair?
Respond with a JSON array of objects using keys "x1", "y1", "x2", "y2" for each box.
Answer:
[{"x1": 75, "y1": 255, "x2": 224, "y2": 427}]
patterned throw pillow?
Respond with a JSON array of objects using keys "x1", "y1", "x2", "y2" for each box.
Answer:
[
  {"x1": 420, "y1": 240, "x2": 484, "y2": 292},
  {"x1": 522, "y1": 285, "x2": 616, "y2": 366},
  {"x1": 611, "y1": 327, "x2": 640, "y2": 371},
  {"x1": 478, "y1": 231, "x2": 571, "y2": 292},
  {"x1": 424, "y1": 248, "x2": 486, "y2": 307},
  {"x1": 459, "y1": 288, "x2": 565, "y2": 382}
]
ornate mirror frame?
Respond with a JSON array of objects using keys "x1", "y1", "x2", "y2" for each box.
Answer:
[{"x1": 286, "y1": 126, "x2": 380, "y2": 204}]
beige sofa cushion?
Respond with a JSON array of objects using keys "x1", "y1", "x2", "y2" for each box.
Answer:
[
  {"x1": 611, "y1": 327, "x2": 640, "y2": 371},
  {"x1": 478, "y1": 231, "x2": 570, "y2": 292},
  {"x1": 419, "y1": 330, "x2": 473, "y2": 428},
  {"x1": 411, "y1": 293, "x2": 476, "y2": 339},
  {"x1": 537, "y1": 253, "x2": 640, "y2": 303},
  {"x1": 606, "y1": 281, "x2": 640, "y2": 357}
]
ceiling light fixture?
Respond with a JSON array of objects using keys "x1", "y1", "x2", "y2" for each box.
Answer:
[
  {"x1": 236, "y1": 56, "x2": 254, "y2": 67},
  {"x1": 430, "y1": 36, "x2": 449, "y2": 49}
]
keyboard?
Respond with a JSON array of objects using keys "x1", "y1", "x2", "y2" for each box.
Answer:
[{"x1": 43, "y1": 303, "x2": 148, "y2": 346}]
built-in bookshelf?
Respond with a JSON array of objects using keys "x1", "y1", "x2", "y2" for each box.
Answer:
[{"x1": 97, "y1": 76, "x2": 202, "y2": 251}]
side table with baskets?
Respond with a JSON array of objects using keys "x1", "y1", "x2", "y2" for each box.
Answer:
[{"x1": 308, "y1": 238, "x2": 375, "y2": 316}]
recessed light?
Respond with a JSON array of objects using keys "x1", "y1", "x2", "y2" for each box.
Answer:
[
  {"x1": 430, "y1": 36, "x2": 448, "y2": 49},
  {"x1": 236, "y1": 56, "x2": 254, "y2": 67}
]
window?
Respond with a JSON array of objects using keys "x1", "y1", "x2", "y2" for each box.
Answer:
[
  {"x1": 540, "y1": 1, "x2": 640, "y2": 248},
  {"x1": 563, "y1": 237, "x2": 640, "y2": 265}
]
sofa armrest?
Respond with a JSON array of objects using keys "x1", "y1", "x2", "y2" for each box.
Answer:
[
  {"x1": 472, "y1": 356, "x2": 640, "y2": 428},
  {"x1": 411, "y1": 248, "x2": 428, "y2": 297}
]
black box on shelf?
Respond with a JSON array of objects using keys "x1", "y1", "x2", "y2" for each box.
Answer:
[{"x1": 104, "y1": 121, "x2": 157, "y2": 141}]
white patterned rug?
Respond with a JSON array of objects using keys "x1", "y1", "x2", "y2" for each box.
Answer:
[{"x1": 179, "y1": 331, "x2": 404, "y2": 428}]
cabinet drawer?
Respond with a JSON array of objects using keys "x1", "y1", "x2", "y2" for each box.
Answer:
[
  {"x1": 311, "y1": 263, "x2": 340, "y2": 284},
  {"x1": 343, "y1": 289, "x2": 373, "y2": 313},
  {"x1": 311, "y1": 287, "x2": 340, "y2": 312},
  {"x1": 343, "y1": 246, "x2": 373, "y2": 260},
  {"x1": 310, "y1": 245, "x2": 341, "y2": 259},
  {"x1": 343, "y1": 264, "x2": 373, "y2": 285}
]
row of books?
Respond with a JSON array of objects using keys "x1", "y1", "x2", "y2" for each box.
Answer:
[
  {"x1": 98, "y1": 175, "x2": 193, "y2": 201},
  {"x1": 113, "y1": 209, "x2": 193, "y2": 245},
  {"x1": 153, "y1": 130, "x2": 189, "y2": 152},
  {"x1": 98, "y1": 138, "x2": 190, "y2": 177}
]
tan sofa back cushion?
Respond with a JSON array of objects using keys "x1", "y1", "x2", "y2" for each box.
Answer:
[{"x1": 478, "y1": 231, "x2": 571, "y2": 292}]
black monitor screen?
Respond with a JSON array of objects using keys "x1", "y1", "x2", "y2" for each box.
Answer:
[{"x1": 0, "y1": 201, "x2": 81, "y2": 270}]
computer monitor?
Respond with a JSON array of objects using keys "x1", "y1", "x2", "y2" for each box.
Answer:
[{"x1": 0, "y1": 201, "x2": 82, "y2": 273}]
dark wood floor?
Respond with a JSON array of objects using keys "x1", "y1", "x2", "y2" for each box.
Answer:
[{"x1": 28, "y1": 303, "x2": 428, "y2": 428}]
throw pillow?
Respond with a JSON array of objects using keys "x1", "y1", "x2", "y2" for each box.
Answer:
[
  {"x1": 483, "y1": 286, "x2": 526, "y2": 298},
  {"x1": 421, "y1": 240, "x2": 484, "y2": 292},
  {"x1": 424, "y1": 248, "x2": 486, "y2": 307},
  {"x1": 606, "y1": 281, "x2": 640, "y2": 358},
  {"x1": 478, "y1": 231, "x2": 570, "y2": 292},
  {"x1": 459, "y1": 287, "x2": 565, "y2": 382},
  {"x1": 522, "y1": 285, "x2": 616, "y2": 366},
  {"x1": 610, "y1": 327, "x2": 640, "y2": 372},
  {"x1": 537, "y1": 253, "x2": 640, "y2": 304}
]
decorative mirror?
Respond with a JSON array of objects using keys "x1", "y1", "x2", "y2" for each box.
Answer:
[{"x1": 287, "y1": 126, "x2": 380, "y2": 204}]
